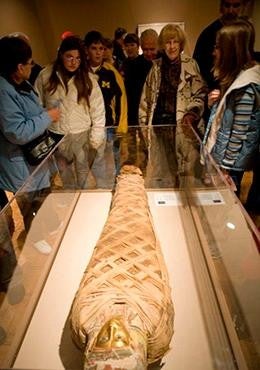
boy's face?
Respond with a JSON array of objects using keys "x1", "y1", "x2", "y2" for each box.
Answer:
[
  {"x1": 124, "y1": 42, "x2": 139, "y2": 59},
  {"x1": 103, "y1": 46, "x2": 113, "y2": 61},
  {"x1": 86, "y1": 42, "x2": 104, "y2": 67}
]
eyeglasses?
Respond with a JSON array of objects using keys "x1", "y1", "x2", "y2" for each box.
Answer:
[
  {"x1": 64, "y1": 55, "x2": 81, "y2": 63},
  {"x1": 223, "y1": 1, "x2": 241, "y2": 8}
]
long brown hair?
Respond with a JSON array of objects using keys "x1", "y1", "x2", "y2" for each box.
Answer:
[
  {"x1": 47, "y1": 36, "x2": 92, "y2": 106},
  {"x1": 213, "y1": 19, "x2": 254, "y2": 96}
]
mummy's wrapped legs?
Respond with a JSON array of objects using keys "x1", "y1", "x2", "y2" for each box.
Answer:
[{"x1": 70, "y1": 165, "x2": 174, "y2": 369}]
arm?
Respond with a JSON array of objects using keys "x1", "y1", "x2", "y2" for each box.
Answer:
[
  {"x1": 221, "y1": 87, "x2": 255, "y2": 168},
  {"x1": 138, "y1": 79, "x2": 149, "y2": 126},
  {"x1": 185, "y1": 59, "x2": 208, "y2": 121},
  {"x1": 34, "y1": 68, "x2": 60, "y2": 124},
  {"x1": 105, "y1": 63, "x2": 128, "y2": 134},
  {"x1": 89, "y1": 78, "x2": 106, "y2": 149},
  {"x1": 138, "y1": 64, "x2": 158, "y2": 126},
  {"x1": 0, "y1": 89, "x2": 51, "y2": 145}
]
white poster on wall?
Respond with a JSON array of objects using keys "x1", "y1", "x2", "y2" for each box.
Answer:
[{"x1": 137, "y1": 22, "x2": 185, "y2": 37}]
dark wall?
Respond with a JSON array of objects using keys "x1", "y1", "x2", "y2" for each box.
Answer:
[{"x1": 0, "y1": 0, "x2": 258, "y2": 66}]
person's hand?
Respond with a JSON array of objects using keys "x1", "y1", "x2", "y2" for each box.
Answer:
[
  {"x1": 182, "y1": 113, "x2": 198, "y2": 138},
  {"x1": 47, "y1": 107, "x2": 60, "y2": 122},
  {"x1": 182, "y1": 113, "x2": 197, "y2": 126},
  {"x1": 208, "y1": 89, "x2": 220, "y2": 108}
]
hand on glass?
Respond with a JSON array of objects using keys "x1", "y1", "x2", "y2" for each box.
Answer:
[
  {"x1": 182, "y1": 113, "x2": 197, "y2": 138},
  {"x1": 182, "y1": 113, "x2": 197, "y2": 126}
]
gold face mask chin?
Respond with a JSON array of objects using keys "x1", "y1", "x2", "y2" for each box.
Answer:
[{"x1": 94, "y1": 317, "x2": 130, "y2": 349}]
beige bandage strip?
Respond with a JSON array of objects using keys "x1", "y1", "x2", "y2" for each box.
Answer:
[{"x1": 71, "y1": 165, "x2": 174, "y2": 363}]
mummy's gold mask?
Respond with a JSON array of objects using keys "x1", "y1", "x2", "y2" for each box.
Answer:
[{"x1": 94, "y1": 317, "x2": 130, "y2": 349}]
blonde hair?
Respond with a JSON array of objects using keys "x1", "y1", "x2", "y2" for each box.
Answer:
[{"x1": 158, "y1": 24, "x2": 186, "y2": 52}]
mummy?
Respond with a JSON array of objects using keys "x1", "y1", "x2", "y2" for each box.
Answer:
[{"x1": 70, "y1": 165, "x2": 174, "y2": 370}]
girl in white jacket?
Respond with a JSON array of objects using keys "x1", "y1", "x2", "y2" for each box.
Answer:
[{"x1": 35, "y1": 36, "x2": 106, "y2": 189}]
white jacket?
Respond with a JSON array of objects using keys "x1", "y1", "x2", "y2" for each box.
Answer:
[{"x1": 34, "y1": 64, "x2": 106, "y2": 148}]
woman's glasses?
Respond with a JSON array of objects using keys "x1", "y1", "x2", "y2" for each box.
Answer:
[{"x1": 64, "y1": 55, "x2": 81, "y2": 63}]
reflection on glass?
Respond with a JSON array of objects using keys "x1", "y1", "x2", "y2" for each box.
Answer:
[{"x1": 0, "y1": 125, "x2": 259, "y2": 370}]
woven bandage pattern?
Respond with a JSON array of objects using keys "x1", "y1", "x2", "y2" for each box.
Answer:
[{"x1": 71, "y1": 166, "x2": 174, "y2": 363}]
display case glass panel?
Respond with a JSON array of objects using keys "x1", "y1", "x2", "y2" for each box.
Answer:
[{"x1": 0, "y1": 125, "x2": 259, "y2": 369}]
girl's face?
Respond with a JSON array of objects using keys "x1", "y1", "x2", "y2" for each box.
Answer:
[
  {"x1": 164, "y1": 38, "x2": 181, "y2": 61},
  {"x1": 213, "y1": 43, "x2": 221, "y2": 64},
  {"x1": 62, "y1": 49, "x2": 81, "y2": 72}
]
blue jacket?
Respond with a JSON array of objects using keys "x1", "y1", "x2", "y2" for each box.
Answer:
[{"x1": 0, "y1": 76, "x2": 52, "y2": 192}]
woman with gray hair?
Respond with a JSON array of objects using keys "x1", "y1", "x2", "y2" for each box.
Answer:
[{"x1": 139, "y1": 24, "x2": 207, "y2": 186}]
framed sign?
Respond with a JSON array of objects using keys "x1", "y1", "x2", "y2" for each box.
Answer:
[{"x1": 137, "y1": 22, "x2": 185, "y2": 37}]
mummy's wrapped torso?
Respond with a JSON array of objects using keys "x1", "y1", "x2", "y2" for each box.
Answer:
[{"x1": 70, "y1": 165, "x2": 174, "y2": 369}]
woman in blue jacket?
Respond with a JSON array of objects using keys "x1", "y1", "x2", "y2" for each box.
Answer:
[
  {"x1": 0, "y1": 36, "x2": 60, "y2": 227},
  {"x1": 0, "y1": 36, "x2": 61, "y2": 307}
]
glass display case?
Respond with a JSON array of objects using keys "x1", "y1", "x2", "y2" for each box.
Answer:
[{"x1": 0, "y1": 125, "x2": 259, "y2": 369}]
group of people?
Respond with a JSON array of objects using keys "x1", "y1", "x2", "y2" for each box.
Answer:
[{"x1": 0, "y1": 0, "x2": 259, "y2": 346}]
